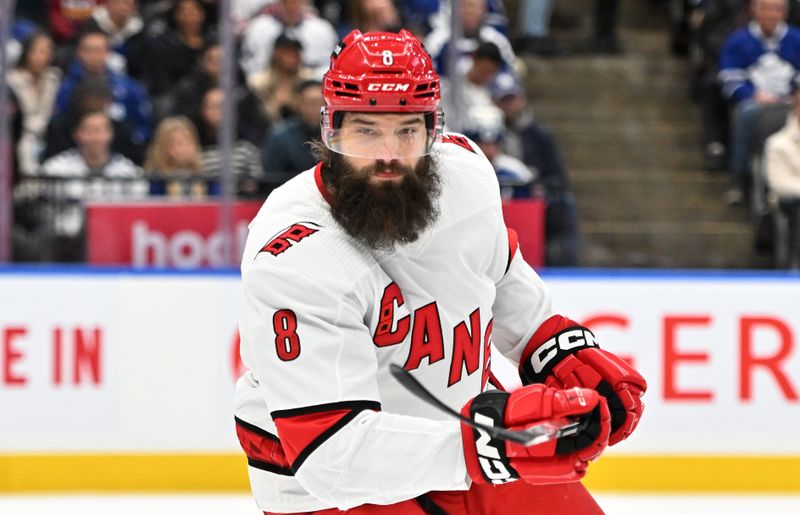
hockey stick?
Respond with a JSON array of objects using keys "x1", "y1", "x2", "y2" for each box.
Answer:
[{"x1": 389, "y1": 364, "x2": 586, "y2": 447}]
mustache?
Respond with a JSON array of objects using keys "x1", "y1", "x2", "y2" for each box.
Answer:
[{"x1": 367, "y1": 160, "x2": 414, "y2": 175}]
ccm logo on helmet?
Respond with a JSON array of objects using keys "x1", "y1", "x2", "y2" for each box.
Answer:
[
  {"x1": 474, "y1": 413, "x2": 515, "y2": 484},
  {"x1": 367, "y1": 83, "x2": 410, "y2": 92},
  {"x1": 531, "y1": 328, "x2": 597, "y2": 374}
]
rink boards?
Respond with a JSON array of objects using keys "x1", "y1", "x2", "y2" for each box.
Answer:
[{"x1": 1, "y1": 267, "x2": 799, "y2": 492}]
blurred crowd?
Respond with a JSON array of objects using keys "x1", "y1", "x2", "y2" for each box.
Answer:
[
  {"x1": 3, "y1": 0, "x2": 581, "y2": 266},
  {"x1": 677, "y1": 0, "x2": 800, "y2": 267},
  {"x1": 6, "y1": 0, "x2": 800, "y2": 267}
]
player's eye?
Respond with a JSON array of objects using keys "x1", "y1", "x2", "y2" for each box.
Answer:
[
  {"x1": 354, "y1": 127, "x2": 377, "y2": 136},
  {"x1": 397, "y1": 127, "x2": 418, "y2": 137}
]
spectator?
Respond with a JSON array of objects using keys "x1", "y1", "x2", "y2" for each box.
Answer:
[
  {"x1": 46, "y1": 0, "x2": 103, "y2": 43},
  {"x1": 232, "y1": 0, "x2": 274, "y2": 27},
  {"x1": 463, "y1": 105, "x2": 537, "y2": 200},
  {"x1": 39, "y1": 110, "x2": 146, "y2": 261},
  {"x1": 55, "y1": 28, "x2": 154, "y2": 146},
  {"x1": 514, "y1": 0, "x2": 621, "y2": 55},
  {"x1": 426, "y1": 0, "x2": 510, "y2": 35},
  {"x1": 765, "y1": 87, "x2": 800, "y2": 265},
  {"x1": 148, "y1": 0, "x2": 216, "y2": 96},
  {"x1": 84, "y1": 0, "x2": 149, "y2": 80},
  {"x1": 144, "y1": 115, "x2": 212, "y2": 197},
  {"x1": 690, "y1": 0, "x2": 750, "y2": 171},
  {"x1": 6, "y1": 85, "x2": 40, "y2": 262},
  {"x1": 7, "y1": 31, "x2": 62, "y2": 176},
  {"x1": 719, "y1": 0, "x2": 800, "y2": 203},
  {"x1": 312, "y1": 0, "x2": 349, "y2": 28},
  {"x1": 439, "y1": 40, "x2": 505, "y2": 132},
  {"x1": 247, "y1": 33, "x2": 314, "y2": 122},
  {"x1": 400, "y1": 0, "x2": 442, "y2": 35},
  {"x1": 6, "y1": 18, "x2": 41, "y2": 67},
  {"x1": 167, "y1": 41, "x2": 269, "y2": 145},
  {"x1": 46, "y1": 77, "x2": 145, "y2": 164},
  {"x1": 262, "y1": 79, "x2": 323, "y2": 189},
  {"x1": 425, "y1": 0, "x2": 517, "y2": 77},
  {"x1": 492, "y1": 73, "x2": 580, "y2": 266},
  {"x1": 192, "y1": 88, "x2": 264, "y2": 196},
  {"x1": 41, "y1": 110, "x2": 143, "y2": 177},
  {"x1": 516, "y1": 0, "x2": 557, "y2": 56},
  {"x1": 4, "y1": 85, "x2": 23, "y2": 188},
  {"x1": 166, "y1": 39, "x2": 224, "y2": 116},
  {"x1": 338, "y1": 0, "x2": 402, "y2": 38},
  {"x1": 240, "y1": 0, "x2": 338, "y2": 79},
  {"x1": 491, "y1": 74, "x2": 570, "y2": 200}
]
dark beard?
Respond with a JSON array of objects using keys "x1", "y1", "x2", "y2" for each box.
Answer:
[{"x1": 324, "y1": 153, "x2": 441, "y2": 251}]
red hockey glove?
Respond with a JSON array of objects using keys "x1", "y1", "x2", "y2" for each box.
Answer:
[
  {"x1": 460, "y1": 384, "x2": 610, "y2": 485},
  {"x1": 519, "y1": 315, "x2": 647, "y2": 446}
]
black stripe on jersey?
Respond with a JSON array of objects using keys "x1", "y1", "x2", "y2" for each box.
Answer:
[
  {"x1": 271, "y1": 400, "x2": 382, "y2": 473},
  {"x1": 247, "y1": 458, "x2": 294, "y2": 476},
  {"x1": 234, "y1": 416, "x2": 279, "y2": 440},
  {"x1": 290, "y1": 408, "x2": 366, "y2": 473},
  {"x1": 415, "y1": 493, "x2": 449, "y2": 515},
  {"x1": 235, "y1": 416, "x2": 293, "y2": 475},
  {"x1": 270, "y1": 400, "x2": 381, "y2": 419}
]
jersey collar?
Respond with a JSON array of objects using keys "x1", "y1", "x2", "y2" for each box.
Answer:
[{"x1": 314, "y1": 162, "x2": 333, "y2": 206}]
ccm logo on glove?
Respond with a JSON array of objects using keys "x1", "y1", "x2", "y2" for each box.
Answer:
[
  {"x1": 461, "y1": 386, "x2": 610, "y2": 486},
  {"x1": 530, "y1": 328, "x2": 598, "y2": 375},
  {"x1": 520, "y1": 315, "x2": 647, "y2": 446},
  {"x1": 474, "y1": 412, "x2": 515, "y2": 483}
]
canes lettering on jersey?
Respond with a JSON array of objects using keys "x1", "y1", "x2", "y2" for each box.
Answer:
[
  {"x1": 373, "y1": 282, "x2": 490, "y2": 388},
  {"x1": 403, "y1": 302, "x2": 445, "y2": 369},
  {"x1": 448, "y1": 309, "x2": 482, "y2": 386},
  {"x1": 373, "y1": 282, "x2": 411, "y2": 347}
]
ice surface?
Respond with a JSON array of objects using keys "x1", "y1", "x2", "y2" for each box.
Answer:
[{"x1": 0, "y1": 494, "x2": 798, "y2": 514}]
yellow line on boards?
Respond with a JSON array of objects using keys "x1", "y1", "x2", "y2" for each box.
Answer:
[
  {"x1": 2, "y1": 454, "x2": 800, "y2": 492},
  {"x1": 0, "y1": 454, "x2": 249, "y2": 492},
  {"x1": 583, "y1": 455, "x2": 800, "y2": 492}
]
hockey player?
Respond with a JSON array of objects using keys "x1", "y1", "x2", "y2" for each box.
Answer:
[{"x1": 234, "y1": 29, "x2": 646, "y2": 515}]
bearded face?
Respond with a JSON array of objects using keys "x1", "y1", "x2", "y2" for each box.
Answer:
[{"x1": 323, "y1": 152, "x2": 441, "y2": 250}]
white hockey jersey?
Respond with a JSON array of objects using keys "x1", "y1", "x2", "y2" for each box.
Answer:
[{"x1": 234, "y1": 134, "x2": 554, "y2": 513}]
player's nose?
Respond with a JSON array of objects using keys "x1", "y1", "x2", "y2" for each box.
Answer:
[{"x1": 374, "y1": 135, "x2": 401, "y2": 160}]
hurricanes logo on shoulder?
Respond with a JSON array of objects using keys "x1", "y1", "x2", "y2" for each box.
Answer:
[
  {"x1": 442, "y1": 134, "x2": 477, "y2": 154},
  {"x1": 259, "y1": 222, "x2": 321, "y2": 257}
]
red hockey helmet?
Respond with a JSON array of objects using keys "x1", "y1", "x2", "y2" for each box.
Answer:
[{"x1": 321, "y1": 29, "x2": 443, "y2": 159}]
